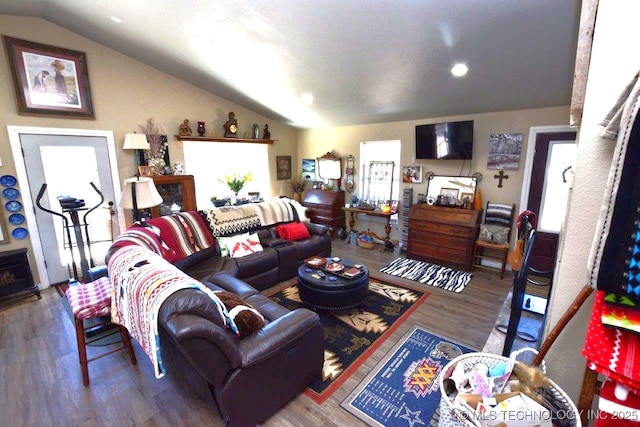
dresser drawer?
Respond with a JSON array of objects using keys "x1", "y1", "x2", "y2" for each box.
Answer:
[
  {"x1": 409, "y1": 230, "x2": 470, "y2": 249},
  {"x1": 410, "y1": 220, "x2": 475, "y2": 238}
]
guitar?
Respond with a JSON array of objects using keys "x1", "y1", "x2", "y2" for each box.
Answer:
[{"x1": 508, "y1": 238, "x2": 524, "y2": 271}]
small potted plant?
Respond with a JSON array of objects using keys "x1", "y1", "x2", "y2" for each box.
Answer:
[{"x1": 289, "y1": 172, "x2": 307, "y2": 202}]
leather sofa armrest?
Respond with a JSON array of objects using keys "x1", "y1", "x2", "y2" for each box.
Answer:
[
  {"x1": 305, "y1": 222, "x2": 330, "y2": 236},
  {"x1": 237, "y1": 308, "x2": 321, "y2": 367},
  {"x1": 88, "y1": 266, "x2": 108, "y2": 281},
  {"x1": 163, "y1": 314, "x2": 243, "y2": 369}
]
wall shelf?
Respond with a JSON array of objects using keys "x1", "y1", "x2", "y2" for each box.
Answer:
[{"x1": 174, "y1": 135, "x2": 274, "y2": 144}]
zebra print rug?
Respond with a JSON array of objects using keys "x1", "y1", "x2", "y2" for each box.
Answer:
[{"x1": 380, "y1": 257, "x2": 472, "y2": 293}]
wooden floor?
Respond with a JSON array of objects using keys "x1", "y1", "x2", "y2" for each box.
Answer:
[{"x1": 0, "y1": 241, "x2": 512, "y2": 427}]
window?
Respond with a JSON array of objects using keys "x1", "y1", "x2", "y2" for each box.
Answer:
[
  {"x1": 183, "y1": 141, "x2": 270, "y2": 209},
  {"x1": 359, "y1": 140, "x2": 401, "y2": 204}
]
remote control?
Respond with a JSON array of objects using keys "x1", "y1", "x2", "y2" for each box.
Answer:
[{"x1": 317, "y1": 270, "x2": 326, "y2": 278}]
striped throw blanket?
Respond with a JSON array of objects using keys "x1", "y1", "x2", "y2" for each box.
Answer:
[
  {"x1": 200, "y1": 197, "x2": 303, "y2": 237},
  {"x1": 109, "y1": 245, "x2": 238, "y2": 378},
  {"x1": 111, "y1": 212, "x2": 216, "y2": 262}
]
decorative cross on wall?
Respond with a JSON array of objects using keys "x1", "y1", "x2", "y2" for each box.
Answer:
[{"x1": 494, "y1": 171, "x2": 509, "y2": 188}]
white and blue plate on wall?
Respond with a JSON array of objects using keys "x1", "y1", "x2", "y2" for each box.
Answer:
[
  {"x1": 5, "y1": 200, "x2": 22, "y2": 212},
  {"x1": 9, "y1": 213, "x2": 25, "y2": 225},
  {"x1": 12, "y1": 227, "x2": 28, "y2": 239},
  {"x1": 2, "y1": 188, "x2": 20, "y2": 200},
  {"x1": 0, "y1": 175, "x2": 17, "y2": 187}
]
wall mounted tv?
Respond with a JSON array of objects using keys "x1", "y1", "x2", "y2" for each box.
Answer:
[{"x1": 415, "y1": 120, "x2": 474, "y2": 160}]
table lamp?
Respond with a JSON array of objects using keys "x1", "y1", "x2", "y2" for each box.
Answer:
[
  {"x1": 123, "y1": 133, "x2": 149, "y2": 167},
  {"x1": 120, "y1": 177, "x2": 162, "y2": 222}
]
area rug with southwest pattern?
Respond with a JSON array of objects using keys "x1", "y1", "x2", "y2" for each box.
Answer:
[
  {"x1": 341, "y1": 325, "x2": 475, "y2": 426},
  {"x1": 380, "y1": 257, "x2": 473, "y2": 293},
  {"x1": 267, "y1": 279, "x2": 429, "y2": 404}
]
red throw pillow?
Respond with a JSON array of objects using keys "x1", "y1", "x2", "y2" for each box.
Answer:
[{"x1": 276, "y1": 222, "x2": 310, "y2": 241}]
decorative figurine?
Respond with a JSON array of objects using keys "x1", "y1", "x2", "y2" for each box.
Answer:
[
  {"x1": 178, "y1": 119, "x2": 192, "y2": 136},
  {"x1": 197, "y1": 121, "x2": 206, "y2": 137},
  {"x1": 223, "y1": 112, "x2": 238, "y2": 138},
  {"x1": 262, "y1": 124, "x2": 271, "y2": 140},
  {"x1": 173, "y1": 162, "x2": 185, "y2": 175}
]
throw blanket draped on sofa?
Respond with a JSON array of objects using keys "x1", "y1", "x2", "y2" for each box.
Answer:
[
  {"x1": 108, "y1": 245, "x2": 237, "y2": 378},
  {"x1": 201, "y1": 197, "x2": 303, "y2": 237}
]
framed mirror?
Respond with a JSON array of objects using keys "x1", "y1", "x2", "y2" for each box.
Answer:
[
  {"x1": 317, "y1": 152, "x2": 342, "y2": 180},
  {"x1": 425, "y1": 175, "x2": 478, "y2": 206}
]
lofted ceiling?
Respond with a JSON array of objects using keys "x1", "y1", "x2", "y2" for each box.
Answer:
[{"x1": 0, "y1": 0, "x2": 581, "y2": 129}]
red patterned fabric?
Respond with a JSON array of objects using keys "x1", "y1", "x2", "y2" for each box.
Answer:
[
  {"x1": 111, "y1": 212, "x2": 216, "y2": 262},
  {"x1": 65, "y1": 277, "x2": 112, "y2": 319},
  {"x1": 595, "y1": 379, "x2": 640, "y2": 426},
  {"x1": 583, "y1": 291, "x2": 640, "y2": 394},
  {"x1": 276, "y1": 222, "x2": 310, "y2": 241},
  {"x1": 108, "y1": 245, "x2": 238, "y2": 378}
]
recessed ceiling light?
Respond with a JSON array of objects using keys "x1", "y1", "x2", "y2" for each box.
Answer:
[
  {"x1": 451, "y1": 63, "x2": 468, "y2": 77},
  {"x1": 301, "y1": 93, "x2": 314, "y2": 105},
  {"x1": 110, "y1": 16, "x2": 123, "y2": 23}
]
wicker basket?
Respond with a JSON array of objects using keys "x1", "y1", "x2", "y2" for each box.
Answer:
[
  {"x1": 358, "y1": 240, "x2": 375, "y2": 249},
  {"x1": 438, "y1": 352, "x2": 580, "y2": 427}
]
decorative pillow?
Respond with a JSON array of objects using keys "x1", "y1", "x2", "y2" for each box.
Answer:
[
  {"x1": 215, "y1": 290, "x2": 265, "y2": 338},
  {"x1": 479, "y1": 224, "x2": 510, "y2": 244},
  {"x1": 219, "y1": 233, "x2": 264, "y2": 258},
  {"x1": 276, "y1": 222, "x2": 311, "y2": 241},
  {"x1": 216, "y1": 237, "x2": 230, "y2": 257}
]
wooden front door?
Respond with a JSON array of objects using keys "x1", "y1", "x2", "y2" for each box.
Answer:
[{"x1": 526, "y1": 131, "x2": 577, "y2": 271}]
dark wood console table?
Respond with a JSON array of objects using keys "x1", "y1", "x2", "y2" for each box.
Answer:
[
  {"x1": 407, "y1": 205, "x2": 481, "y2": 271},
  {"x1": 343, "y1": 207, "x2": 396, "y2": 243},
  {"x1": 0, "y1": 248, "x2": 40, "y2": 299}
]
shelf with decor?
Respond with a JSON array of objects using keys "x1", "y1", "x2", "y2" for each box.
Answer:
[
  {"x1": 174, "y1": 135, "x2": 274, "y2": 144},
  {"x1": 150, "y1": 174, "x2": 196, "y2": 218}
]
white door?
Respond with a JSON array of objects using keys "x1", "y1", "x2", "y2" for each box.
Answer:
[{"x1": 20, "y1": 133, "x2": 119, "y2": 285}]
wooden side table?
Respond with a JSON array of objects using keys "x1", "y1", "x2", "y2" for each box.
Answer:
[{"x1": 342, "y1": 207, "x2": 396, "y2": 243}]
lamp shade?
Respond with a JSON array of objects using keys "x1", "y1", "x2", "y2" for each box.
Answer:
[
  {"x1": 123, "y1": 133, "x2": 150, "y2": 150},
  {"x1": 120, "y1": 177, "x2": 163, "y2": 210}
]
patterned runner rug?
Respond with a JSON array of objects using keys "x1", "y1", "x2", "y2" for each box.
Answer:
[
  {"x1": 380, "y1": 257, "x2": 473, "y2": 293},
  {"x1": 341, "y1": 325, "x2": 475, "y2": 426},
  {"x1": 267, "y1": 279, "x2": 429, "y2": 404}
]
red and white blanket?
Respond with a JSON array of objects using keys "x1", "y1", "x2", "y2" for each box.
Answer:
[{"x1": 108, "y1": 245, "x2": 237, "y2": 378}]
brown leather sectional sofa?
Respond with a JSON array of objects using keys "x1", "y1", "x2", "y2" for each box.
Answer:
[{"x1": 104, "y1": 210, "x2": 331, "y2": 426}]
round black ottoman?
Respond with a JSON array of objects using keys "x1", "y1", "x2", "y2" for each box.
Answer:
[{"x1": 297, "y1": 260, "x2": 369, "y2": 310}]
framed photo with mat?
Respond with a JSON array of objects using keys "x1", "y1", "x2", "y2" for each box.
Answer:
[{"x1": 2, "y1": 36, "x2": 95, "y2": 119}]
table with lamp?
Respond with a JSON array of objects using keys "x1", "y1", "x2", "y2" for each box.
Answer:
[{"x1": 120, "y1": 176, "x2": 163, "y2": 222}]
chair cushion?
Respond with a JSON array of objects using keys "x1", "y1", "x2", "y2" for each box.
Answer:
[
  {"x1": 65, "y1": 277, "x2": 112, "y2": 319},
  {"x1": 478, "y1": 223, "x2": 510, "y2": 244},
  {"x1": 276, "y1": 222, "x2": 311, "y2": 241},
  {"x1": 485, "y1": 203, "x2": 514, "y2": 227}
]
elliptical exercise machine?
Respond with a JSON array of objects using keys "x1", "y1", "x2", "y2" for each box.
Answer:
[{"x1": 36, "y1": 182, "x2": 105, "y2": 282}]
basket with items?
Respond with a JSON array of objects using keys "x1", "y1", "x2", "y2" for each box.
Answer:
[
  {"x1": 357, "y1": 234, "x2": 375, "y2": 249},
  {"x1": 438, "y1": 350, "x2": 579, "y2": 427}
]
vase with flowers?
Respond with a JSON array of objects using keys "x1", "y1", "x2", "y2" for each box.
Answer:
[
  {"x1": 289, "y1": 172, "x2": 307, "y2": 203},
  {"x1": 139, "y1": 117, "x2": 168, "y2": 175},
  {"x1": 220, "y1": 172, "x2": 252, "y2": 204}
]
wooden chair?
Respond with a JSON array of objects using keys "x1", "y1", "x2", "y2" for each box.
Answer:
[
  {"x1": 65, "y1": 277, "x2": 137, "y2": 386},
  {"x1": 472, "y1": 202, "x2": 516, "y2": 279}
]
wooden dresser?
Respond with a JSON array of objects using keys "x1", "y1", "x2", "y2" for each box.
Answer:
[
  {"x1": 407, "y1": 205, "x2": 481, "y2": 271},
  {"x1": 302, "y1": 189, "x2": 345, "y2": 238}
]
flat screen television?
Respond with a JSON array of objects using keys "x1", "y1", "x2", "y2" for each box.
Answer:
[{"x1": 415, "y1": 120, "x2": 474, "y2": 159}]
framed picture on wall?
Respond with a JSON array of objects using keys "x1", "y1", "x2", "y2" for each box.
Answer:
[
  {"x1": 276, "y1": 156, "x2": 292, "y2": 180},
  {"x1": 302, "y1": 158, "x2": 316, "y2": 181},
  {"x1": 2, "y1": 36, "x2": 95, "y2": 119},
  {"x1": 401, "y1": 166, "x2": 423, "y2": 183}
]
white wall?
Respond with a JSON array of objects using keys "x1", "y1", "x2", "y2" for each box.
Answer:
[{"x1": 544, "y1": 1, "x2": 640, "y2": 400}]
